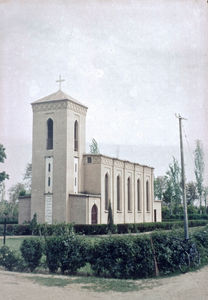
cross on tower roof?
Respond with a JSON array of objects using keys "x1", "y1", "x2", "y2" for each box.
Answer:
[{"x1": 56, "y1": 75, "x2": 65, "y2": 90}]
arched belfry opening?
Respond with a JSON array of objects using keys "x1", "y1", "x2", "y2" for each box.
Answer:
[
  {"x1": 74, "y1": 120, "x2": 78, "y2": 151},
  {"x1": 47, "y1": 118, "x2": 53, "y2": 150},
  {"x1": 91, "y1": 204, "x2": 98, "y2": 224}
]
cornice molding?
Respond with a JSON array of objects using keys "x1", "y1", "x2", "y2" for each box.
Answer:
[{"x1": 32, "y1": 100, "x2": 87, "y2": 115}]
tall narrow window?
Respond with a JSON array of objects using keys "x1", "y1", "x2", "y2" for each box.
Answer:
[
  {"x1": 105, "y1": 173, "x2": 109, "y2": 210},
  {"x1": 117, "y1": 176, "x2": 121, "y2": 211},
  {"x1": 137, "y1": 179, "x2": 141, "y2": 211},
  {"x1": 74, "y1": 120, "x2": 78, "y2": 151},
  {"x1": 47, "y1": 119, "x2": 53, "y2": 150},
  {"x1": 146, "y1": 181, "x2": 150, "y2": 211},
  {"x1": 48, "y1": 163, "x2": 51, "y2": 172},
  {"x1": 91, "y1": 204, "x2": 98, "y2": 224},
  {"x1": 127, "y1": 177, "x2": 131, "y2": 211},
  {"x1": 48, "y1": 177, "x2": 51, "y2": 187}
]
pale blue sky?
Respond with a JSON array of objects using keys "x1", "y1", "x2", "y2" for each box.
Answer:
[{"x1": 0, "y1": 0, "x2": 208, "y2": 195}]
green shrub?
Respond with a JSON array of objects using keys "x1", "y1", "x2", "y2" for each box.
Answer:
[
  {"x1": 192, "y1": 226, "x2": 208, "y2": 264},
  {"x1": 0, "y1": 224, "x2": 32, "y2": 236},
  {"x1": 59, "y1": 234, "x2": 88, "y2": 274},
  {"x1": 90, "y1": 235, "x2": 154, "y2": 279},
  {"x1": 0, "y1": 217, "x2": 18, "y2": 224},
  {"x1": 20, "y1": 238, "x2": 43, "y2": 271},
  {"x1": 34, "y1": 223, "x2": 74, "y2": 236},
  {"x1": 45, "y1": 234, "x2": 89, "y2": 274},
  {"x1": 45, "y1": 236, "x2": 62, "y2": 273},
  {"x1": 0, "y1": 246, "x2": 20, "y2": 271}
]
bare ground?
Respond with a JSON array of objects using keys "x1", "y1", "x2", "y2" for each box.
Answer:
[{"x1": 0, "y1": 266, "x2": 208, "y2": 300}]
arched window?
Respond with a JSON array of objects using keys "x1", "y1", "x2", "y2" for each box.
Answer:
[
  {"x1": 137, "y1": 179, "x2": 141, "y2": 211},
  {"x1": 105, "y1": 173, "x2": 109, "y2": 210},
  {"x1": 127, "y1": 177, "x2": 131, "y2": 211},
  {"x1": 146, "y1": 181, "x2": 150, "y2": 211},
  {"x1": 91, "y1": 204, "x2": 98, "y2": 224},
  {"x1": 74, "y1": 120, "x2": 78, "y2": 151},
  {"x1": 47, "y1": 119, "x2": 53, "y2": 150},
  {"x1": 117, "y1": 176, "x2": 121, "y2": 211}
]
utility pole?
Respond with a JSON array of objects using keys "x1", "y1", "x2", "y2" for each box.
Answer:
[{"x1": 175, "y1": 114, "x2": 189, "y2": 240}]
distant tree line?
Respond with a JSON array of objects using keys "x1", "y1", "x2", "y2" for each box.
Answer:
[
  {"x1": 0, "y1": 143, "x2": 32, "y2": 219},
  {"x1": 154, "y1": 139, "x2": 207, "y2": 217}
]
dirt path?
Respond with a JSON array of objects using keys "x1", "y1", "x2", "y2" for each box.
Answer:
[{"x1": 0, "y1": 267, "x2": 208, "y2": 300}]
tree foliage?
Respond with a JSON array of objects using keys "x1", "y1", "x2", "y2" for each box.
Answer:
[
  {"x1": 107, "y1": 201, "x2": 114, "y2": 232},
  {"x1": 0, "y1": 144, "x2": 9, "y2": 183},
  {"x1": 8, "y1": 183, "x2": 26, "y2": 204},
  {"x1": 163, "y1": 157, "x2": 182, "y2": 214},
  {"x1": 23, "y1": 162, "x2": 32, "y2": 192},
  {"x1": 90, "y1": 138, "x2": 100, "y2": 154},
  {"x1": 154, "y1": 176, "x2": 167, "y2": 201},
  {"x1": 194, "y1": 140, "x2": 204, "y2": 211},
  {"x1": 186, "y1": 182, "x2": 197, "y2": 206}
]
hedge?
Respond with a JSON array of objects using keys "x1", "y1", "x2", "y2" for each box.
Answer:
[
  {"x1": 0, "y1": 224, "x2": 32, "y2": 236},
  {"x1": 74, "y1": 220, "x2": 208, "y2": 235},
  {"x1": 45, "y1": 234, "x2": 89, "y2": 274},
  {"x1": 164, "y1": 214, "x2": 208, "y2": 221},
  {"x1": 0, "y1": 226, "x2": 208, "y2": 278},
  {"x1": 86, "y1": 226, "x2": 208, "y2": 278},
  {"x1": 0, "y1": 217, "x2": 18, "y2": 224},
  {"x1": 1, "y1": 220, "x2": 208, "y2": 236}
]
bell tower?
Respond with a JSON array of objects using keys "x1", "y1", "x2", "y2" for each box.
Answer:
[{"x1": 31, "y1": 87, "x2": 88, "y2": 224}]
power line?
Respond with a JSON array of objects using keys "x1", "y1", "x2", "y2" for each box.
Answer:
[{"x1": 182, "y1": 124, "x2": 194, "y2": 163}]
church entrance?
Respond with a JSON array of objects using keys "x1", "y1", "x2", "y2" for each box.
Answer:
[{"x1": 91, "y1": 204, "x2": 98, "y2": 224}]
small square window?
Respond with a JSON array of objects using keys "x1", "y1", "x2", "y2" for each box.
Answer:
[{"x1": 87, "y1": 157, "x2": 92, "y2": 163}]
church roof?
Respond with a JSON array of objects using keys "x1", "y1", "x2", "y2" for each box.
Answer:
[{"x1": 31, "y1": 89, "x2": 88, "y2": 109}]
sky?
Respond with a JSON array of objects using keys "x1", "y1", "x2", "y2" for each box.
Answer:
[{"x1": 0, "y1": 0, "x2": 208, "y2": 196}]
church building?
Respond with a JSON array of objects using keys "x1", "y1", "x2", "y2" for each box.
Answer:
[{"x1": 19, "y1": 86, "x2": 161, "y2": 225}]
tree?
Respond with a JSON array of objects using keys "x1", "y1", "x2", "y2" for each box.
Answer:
[
  {"x1": 107, "y1": 201, "x2": 114, "y2": 232},
  {"x1": 90, "y1": 138, "x2": 100, "y2": 154},
  {"x1": 194, "y1": 140, "x2": 205, "y2": 213},
  {"x1": 186, "y1": 181, "x2": 197, "y2": 206},
  {"x1": 0, "y1": 182, "x2": 6, "y2": 202},
  {"x1": 23, "y1": 162, "x2": 32, "y2": 192},
  {"x1": 154, "y1": 176, "x2": 167, "y2": 201},
  {"x1": 163, "y1": 157, "x2": 182, "y2": 215},
  {"x1": 8, "y1": 183, "x2": 26, "y2": 204},
  {"x1": 203, "y1": 186, "x2": 208, "y2": 213},
  {"x1": 0, "y1": 144, "x2": 9, "y2": 183}
]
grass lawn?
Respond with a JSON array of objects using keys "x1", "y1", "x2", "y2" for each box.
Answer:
[
  {"x1": 26, "y1": 274, "x2": 158, "y2": 292},
  {"x1": 0, "y1": 236, "x2": 40, "y2": 253}
]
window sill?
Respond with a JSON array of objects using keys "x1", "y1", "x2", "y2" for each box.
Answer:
[
  {"x1": 128, "y1": 211, "x2": 133, "y2": 213},
  {"x1": 117, "y1": 210, "x2": 122, "y2": 213},
  {"x1": 137, "y1": 210, "x2": 142, "y2": 213}
]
